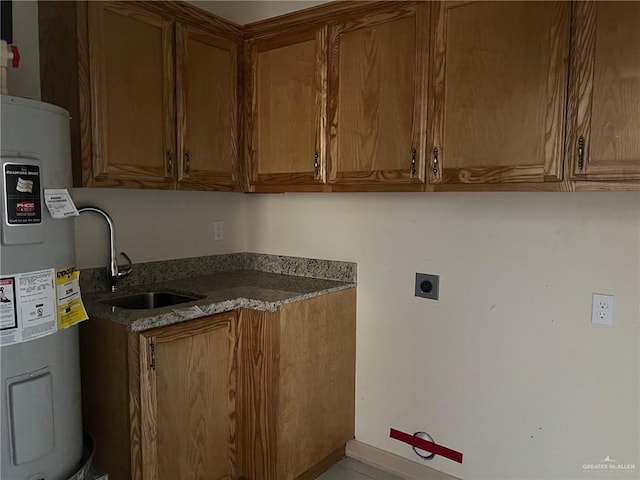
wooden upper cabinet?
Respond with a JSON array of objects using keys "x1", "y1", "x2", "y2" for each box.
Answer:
[
  {"x1": 429, "y1": 1, "x2": 570, "y2": 187},
  {"x1": 328, "y1": 3, "x2": 429, "y2": 191},
  {"x1": 39, "y1": 1, "x2": 241, "y2": 191},
  {"x1": 87, "y1": 1, "x2": 175, "y2": 188},
  {"x1": 246, "y1": 28, "x2": 327, "y2": 192},
  {"x1": 177, "y1": 23, "x2": 239, "y2": 191},
  {"x1": 567, "y1": 1, "x2": 640, "y2": 184},
  {"x1": 139, "y1": 313, "x2": 237, "y2": 480}
]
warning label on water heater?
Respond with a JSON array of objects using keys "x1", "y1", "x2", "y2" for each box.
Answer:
[
  {"x1": 0, "y1": 269, "x2": 57, "y2": 346},
  {"x1": 0, "y1": 278, "x2": 17, "y2": 330},
  {"x1": 0, "y1": 267, "x2": 90, "y2": 346},
  {"x1": 4, "y1": 163, "x2": 42, "y2": 225}
]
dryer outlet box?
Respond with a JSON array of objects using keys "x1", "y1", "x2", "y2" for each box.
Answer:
[{"x1": 415, "y1": 273, "x2": 439, "y2": 300}]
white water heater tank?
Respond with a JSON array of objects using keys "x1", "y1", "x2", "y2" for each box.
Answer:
[{"x1": 0, "y1": 95, "x2": 83, "y2": 479}]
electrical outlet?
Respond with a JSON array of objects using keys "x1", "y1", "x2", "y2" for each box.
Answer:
[
  {"x1": 415, "y1": 273, "x2": 439, "y2": 300},
  {"x1": 592, "y1": 294, "x2": 615, "y2": 325},
  {"x1": 213, "y1": 220, "x2": 224, "y2": 241}
]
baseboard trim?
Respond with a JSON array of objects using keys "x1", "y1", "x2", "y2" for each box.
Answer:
[{"x1": 345, "y1": 440, "x2": 461, "y2": 480}]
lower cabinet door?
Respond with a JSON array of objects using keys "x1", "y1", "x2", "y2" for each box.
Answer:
[{"x1": 139, "y1": 313, "x2": 237, "y2": 480}]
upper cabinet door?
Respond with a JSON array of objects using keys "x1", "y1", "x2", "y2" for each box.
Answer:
[
  {"x1": 568, "y1": 1, "x2": 640, "y2": 182},
  {"x1": 429, "y1": 1, "x2": 570, "y2": 186},
  {"x1": 246, "y1": 28, "x2": 327, "y2": 192},
  {"x1": 87, "y1": 2, "x2": 176, "y2": 188},
  {"x1": 176, "y1": 23, "x2": 239, "y2": 191},
  {"x1": 328, "y1": 3, "x2": 429, "y2": 191}
]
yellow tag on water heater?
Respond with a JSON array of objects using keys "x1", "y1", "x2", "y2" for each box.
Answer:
[{"x1": 56, "y1": 266, "x2": 89, "y2": 329}]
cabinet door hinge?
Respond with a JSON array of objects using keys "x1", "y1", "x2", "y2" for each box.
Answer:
[{"x1": 149, "y1": 341, "x2": 156, "y2": 370}]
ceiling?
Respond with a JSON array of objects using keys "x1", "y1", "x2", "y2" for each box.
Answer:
[{"x1": 187, "y1": 1, "x2": 330, "y2": 26}]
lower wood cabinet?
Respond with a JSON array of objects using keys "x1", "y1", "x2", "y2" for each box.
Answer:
[
  {"x1": 80, "y1": 312, "x2": 237, "y2": 480},
  {"x1": 79, "y1": 288, "x2": 356, "y2": 480},
  {"x1": 138, "y1": 314, "x2": 237, "y2": 480},
  {"x1": 237, "y1": 289, "x2": 356, "y2": 480}
]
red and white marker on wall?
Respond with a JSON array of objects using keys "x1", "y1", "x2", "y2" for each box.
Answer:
[
  {"x1": 390, "y1": 428, "x2": 464, "y2": 464},
  {"x1": 1, "y1": 40, "x2": 20, "y2": 95}
]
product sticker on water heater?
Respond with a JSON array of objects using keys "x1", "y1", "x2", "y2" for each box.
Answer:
[
  {"x1": 3, "y1": 163, "x2": 42, "y2": 225},
  {"x1": 55, "y1": 266, "x2": 88, "y2": 329},
  {"x1": 44, "y1": 189, "x2": 79, "y2": 219}
]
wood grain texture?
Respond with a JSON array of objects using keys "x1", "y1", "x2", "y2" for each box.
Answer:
[
  {"x1": 176, "y1": 22, "x2": 240, "y2": 191},
  {"x1": 76, "y1": 1, "x2": 94, "y2": 187},
  {"x1": 246, "y1": 26, "x2": 327, "y2": 191},
  {"x1": 140, "y1": 0, "x2": 243, "y2": 39},
  {"x1": 244, "y1": 1, "x2": 397, "y2": 39},
  {"x1": 237, "y1": 40, "x2": 252, "y2": 193},
  {"x1": 140, "y1": 313, "x2": 237, "y2": 480},
  {"x1": 237, "y1": 290, "x2": 356, "y2": 480},
  {"x1": 139, "y1": 333, "x2": 157, "y2": 480},
  {"x1": 574, "y1": 180, "x2": 640, "y2": 192},
  {"x1": 258, "y1": 38, "x2": 316, "y2": 175},
  {"x1": 237, "y1": 308, "x2": 280, "y2": 480},
  {"x1": 128, "y1": 330, "x2": 143, "y2": 480},
  {"x1": 432, "y1": 181, "x2": 573, "y2": 193},
  {"x1": 79, "y1": 319, "x2": 132, "y2": 480},
  {"x1": 429, "y1": 1, "x2": 569, "y2": 185},
  {"x1": 252, "y1": 183, "x2": 332, "y2": 193},
  {"x1": 277, "y1": 289, "x2": 356, "y2": 479},
  {"x1": 567, "y1": 1, "x2": 640, "y2": 181},
  {"x1": 316, "y1": 26, "x2": 329, "y2": 184},
  {"x1": 38, "y1": 1, "x2": 82, "y2": 186},
  {"x1": 328, "y1": 3, "x2": 428, "y2": 187},
  {"x1": 87, "y1": 1, "x2": 175, "y2": 188}
]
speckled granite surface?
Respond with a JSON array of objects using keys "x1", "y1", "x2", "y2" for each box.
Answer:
[
  {"x1": 83, "y1": 270, "x2": 355, "y2": 332},
  {"x1": 80, "y1": 252, "x2": 356, "y2": 293}
]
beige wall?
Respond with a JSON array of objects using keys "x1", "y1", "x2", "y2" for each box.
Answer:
[
  {"x1": 72, "y1": 189, "x2": 248, "y2": 269},
  {"x1": 11, "y1": 2, "x2": 640, "y2": 479},
  {"x1": 245, "y1": 192, "x2": 640, "y2": 479}
]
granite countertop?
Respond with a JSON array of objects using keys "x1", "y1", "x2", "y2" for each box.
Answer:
[{"x1": 81, "y1": 253, "x2": 356, "y2": 332}]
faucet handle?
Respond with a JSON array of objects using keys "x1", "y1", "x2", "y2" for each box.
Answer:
[{"x1": 117, "y1": 251, "x2": 133, "y2": 278}]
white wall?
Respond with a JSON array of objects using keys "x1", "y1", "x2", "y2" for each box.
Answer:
[{"x1": 245, "y1": 192, "x2": 640, "y2": 479}]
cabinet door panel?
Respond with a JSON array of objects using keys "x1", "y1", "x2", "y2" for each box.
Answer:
[
  {"x1": 430, "y1": 1, "x2": 569, "y2": 185},
  {"x1": 88, "y1": 2, "x2": 175, "y2": 188},
  {"x1": 177, "y1": 24, "x2": 239, "y2": 191},
  {"x1": 140, "y1": 314, "x2": 237, "y2": 480},
  {"x1": 247, "y1": 29, "x2": 327, "y2": 191},
  {"x1": 568, "y1": 1, "x2": 640, "y2": 181},
  {"x1": 329, "y1": 3, "x2": 429, "y2": 189}
]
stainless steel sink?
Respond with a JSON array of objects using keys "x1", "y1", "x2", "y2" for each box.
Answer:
[{"x1": 101, "y1": 291, "x2": 203, "y2": 310}]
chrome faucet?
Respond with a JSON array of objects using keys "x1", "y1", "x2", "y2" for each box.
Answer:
[{"x1": 77, "y1": 206, "x2": 132, "y2": 292}]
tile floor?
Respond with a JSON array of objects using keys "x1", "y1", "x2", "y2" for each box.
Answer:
[{"x1": 317, "y1": 457, "x2": 403, "y2": 480}]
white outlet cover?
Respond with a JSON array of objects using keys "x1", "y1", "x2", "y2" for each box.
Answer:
[{"x1": 592, "y1": 293, "x2": 615, "y2": 326}]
